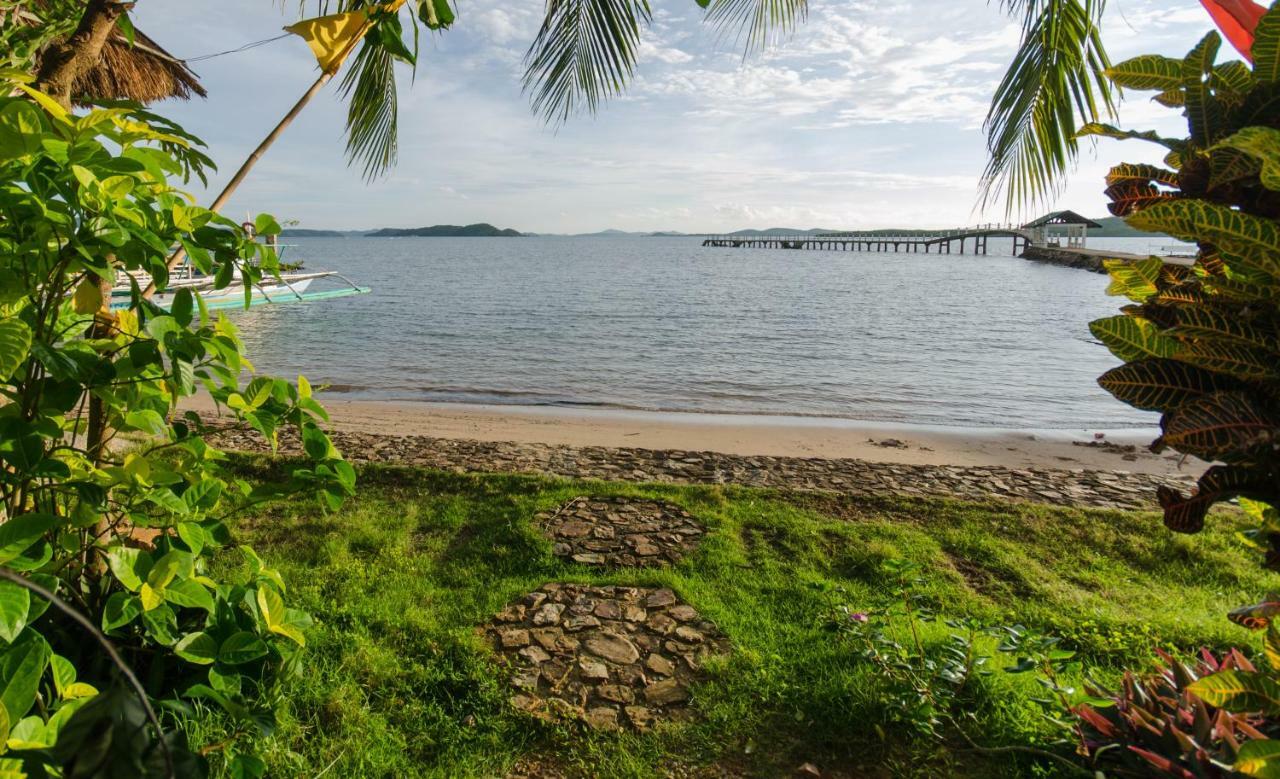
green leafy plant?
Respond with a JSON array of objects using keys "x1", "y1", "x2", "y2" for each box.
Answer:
[
  {"x1": 831, "y1": 559, "x2": 1084, "y2": 770},
  {"x1": 1082, "y1": 6, "x2": 1280, "y2": 775},
  {"x1": 0, "y1": 71, "x2": 353, "y2": 776},
  {"x1": 1075, "y1": 647, "x2": 1276, "y2": 777}
]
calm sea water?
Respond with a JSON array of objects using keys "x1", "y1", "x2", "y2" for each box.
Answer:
[{"x1": 226, "y1": 235, "x2": 1183, "y2": 429}]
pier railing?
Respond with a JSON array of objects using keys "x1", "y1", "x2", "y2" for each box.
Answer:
[{"x1": 701, "y1": 224, "x2": 1035, "y2": 256}]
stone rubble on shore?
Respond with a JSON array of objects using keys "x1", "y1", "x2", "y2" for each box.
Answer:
[
  {"x1": 483, "y1": 584, "x2": 731, "y2": 731},
  {"x1": 538, "y1": 496, "x2": 706, "y2": 567},
  {"x1": 206, "y1": 423, "x2": 1194, "y2": 511}
]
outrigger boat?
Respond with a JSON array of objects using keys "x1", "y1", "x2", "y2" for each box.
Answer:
[{"x1": 109, "y1": 243, "x2": 369, "y2": 312}]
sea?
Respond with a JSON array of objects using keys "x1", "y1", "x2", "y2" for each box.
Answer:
[{"x1": 226, "y1": 235, "x2": 1188, "y2": 430}]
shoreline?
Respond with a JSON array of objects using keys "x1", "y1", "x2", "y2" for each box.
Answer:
[{"x1": 184, "y1": 395, "x2": 1200, "y2": 477}]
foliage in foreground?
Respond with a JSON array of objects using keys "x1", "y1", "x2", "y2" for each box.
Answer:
[
  {"x1": 1084, "y1": 7, "x2": 1280, "y2": 774},
  {"x1": 196, "y1": 465, "x2": 1265, "y2": 777},
  {"x1": 0, "y1": 74, "x2": 352, "y2": 775}
]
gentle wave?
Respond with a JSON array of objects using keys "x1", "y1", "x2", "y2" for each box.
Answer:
[{"x1": 229, "y1": 236, "x2": 1158, "y2": 430}]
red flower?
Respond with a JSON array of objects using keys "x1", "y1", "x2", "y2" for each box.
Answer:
[{"x1": 1200, "y1": 0, "x2": 1269, "y2": 60}]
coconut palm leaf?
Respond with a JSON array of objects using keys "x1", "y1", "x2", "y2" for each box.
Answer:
[
  {"x1": 523, "y1": 0, "x2": 653, "y2": 123},
  {"x1": 339, "y1": 38, "x2": 399, "y2": 181},
  {"x1": 981, "y1": 0, "x2": 1116, "y2": 213},
  {"x1": 703, "y1": 0, "x2": 807, "y2": 53}
]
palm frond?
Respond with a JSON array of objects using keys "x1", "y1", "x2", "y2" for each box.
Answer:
[
  {"x1": 981, "y1": 0, "x2": 1115, "y2": 214},
  {"x1": 704, "y1": 0, "x2": 807, "y2": 54},
  {"x1": 523, "y1": 0, "x2": 653, "y2": 123},
  {"x1": 338, "y1": 38, "x2": 398, "y2": 180}
]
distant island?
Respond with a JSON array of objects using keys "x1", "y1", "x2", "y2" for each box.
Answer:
[
  {"x1": 366, "y1": 223, "x2": 523, "y2": 238},
  {"x1": 279, "y1": 216, "x2": 1161, "y2": 240}
]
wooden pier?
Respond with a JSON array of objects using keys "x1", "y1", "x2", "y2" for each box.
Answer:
[{"x1": 701, "y1": 225, "x2": 1033, "y2": 255}]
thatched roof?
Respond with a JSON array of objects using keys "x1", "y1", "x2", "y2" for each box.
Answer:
[
  {"x1": 21, "y1": 9, "x2": 206, "y2": 106},
  {"x1": 76, "y1": 26, "x2": 206, "y2": 106}
]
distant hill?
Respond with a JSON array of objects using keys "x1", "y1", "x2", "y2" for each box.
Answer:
[
  {"x1": 366, "y1": 223, "x2": 523, "y2": 238},
  {"x1": 280, "y1": 228, "x2": 359, "y2": 237},
  {"x1": 724, "y1": 227, "x2": 835, "y2": 237},
  {"x1": 1088, "y1": 215, "x2": 1166, "y2": 238}
]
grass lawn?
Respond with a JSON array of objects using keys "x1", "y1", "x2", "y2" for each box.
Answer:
[{"x1": 192, "y1": 460, "x2": 1268, "y2": 777}]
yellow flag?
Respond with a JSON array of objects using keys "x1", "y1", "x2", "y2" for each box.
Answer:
[{"x1": 285, "y1": 0, "x2": 407, "y2": 75}]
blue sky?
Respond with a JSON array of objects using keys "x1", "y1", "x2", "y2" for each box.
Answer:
[{"x1": 133, "y1": 0, "x2": 1217, "y2": 233}]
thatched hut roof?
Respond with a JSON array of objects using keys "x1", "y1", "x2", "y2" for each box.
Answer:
[{"x1": 21, "y1": 9, "x2": 206, "y2": 106}]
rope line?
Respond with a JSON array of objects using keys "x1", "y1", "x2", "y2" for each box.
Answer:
[{"x1": 184, "y1": 32, "x2": 293, "y2": 63}]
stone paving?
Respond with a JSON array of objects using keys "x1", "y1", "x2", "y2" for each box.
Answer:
[
  {"x1": 207, "y1": 423, "x2": 1194, "y2": 511},
  {"x1": 538, "y1": 496, "x2": 706, "y2": 567},
  {"x1": 482, "y1": 584, "x2": 730, "y2": 731}
]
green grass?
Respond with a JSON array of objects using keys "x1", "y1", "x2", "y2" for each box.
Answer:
[{"x1": 193, "y1": 461, "x2": 1271, "y2": 777}]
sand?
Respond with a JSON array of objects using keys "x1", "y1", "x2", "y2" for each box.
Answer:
[{"x1": 182, "y1": 395, "x2": 1202, "y2": 478}]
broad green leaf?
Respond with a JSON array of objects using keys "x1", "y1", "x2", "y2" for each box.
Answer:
[
  {"x1": 174, "y1": 632, "x2": 218, "y2": 665},
  {"x1": 1237, "y1": 738, "x2": 1280, "y2": 777},
  {"x1": 124, "y1": 409, "x2": 167, "y2": 435},
  {"x1": 1097, "y1": 358, "x2": 1241, "y2": 412},
  {"x1": 219, "y1": 632, "x2": 269, "y2": 665},
  {"x1": 0, "y1": 101, "x2": 43, "y2": 160},
  {"x1": 257, "y1": 586, "x2": 285, "y2": 630},
  {"x1": 71, "y1": 277, "x2": 103, "y2": 314},
  {"x1": 139, "y1": 583, "x2": 165, "y2": 612},
  {"x1": 1162, "y1": 391, "x2": 1280, "y2": 462},
  {"x1": 1103, "y1": 257, "x2": 1164, "y2": 302},
  {"x1": 1182, "y1": 31, "x2": 1224, "y2": 145},
  {"x1": 0, "y1": 631, "x2": 50, "y2": 726},
  {"x1": 106, "y1": 547, "x2": 149, "y2": 592},
  {"x1": 1190, "y1": 669, "x2": 1280, "y2": 714},
  {"x1": 1266, "y1": 626, "x2": 1280, "y2": 671},
  {"x1": 1254, "y1": 2, "x2": 1280, "y2": 83},
  {"x1": 1089, "y1": 315, "x2": 1176, "y2": 361},
  {"x1": 1127, "y1": 200, "x2": 1280, "y2": 282},
  {"x1": 50, "y1": 654, "x2": 74, "y2": 698},
  {"x1": 7, "y1": 715, "x2": 51, "y2": 749},
  {"x1": 1104, "y1": 54, "x2": 1182, "y2": 90},
  {"x1": 176, "y1": 522, "x2": 206, "y2": 555},
  {"x1": 0, "y1": 583, "x2": 29, "y2": 645},
  {"x1": 1175, "y1": 340, "x2": 1280, "y2": 382},
  {"x1": 1215, "y1": 127, "x2": 1280, "y2": 191},
  {"x1": 0, "y1": 318, "x2": 32, "y2": 381},
  {"x1": 1077, "y1": 122, "x2": 1185, "y2": 151},
  {"x1": 164, "y1": 579, "x2": 214, "y2": 612},
  {"x1": 0, "y1": 515, "x2": 59, "y2": 566}
]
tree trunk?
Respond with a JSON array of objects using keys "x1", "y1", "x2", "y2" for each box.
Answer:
[
  {"x1": 34, "y1": 0, "x2": 133, "y2": 107},
  {"x1": 85, "y1": 269, "x2": 116, "y2": 576}
]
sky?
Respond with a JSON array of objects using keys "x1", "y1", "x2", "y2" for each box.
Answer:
[{"x1": 132, "y1": 0, "x2": 1219, "y2": 233}]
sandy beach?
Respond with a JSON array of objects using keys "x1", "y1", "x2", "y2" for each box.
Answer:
[{"x1": 184, "y1": 394, "x2": 1201, "y2": 478}]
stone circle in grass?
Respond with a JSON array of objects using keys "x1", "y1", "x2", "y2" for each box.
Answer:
[
  {"x1": 537, "y1": 496, "x2": 706, "y2": 568},
  {"x1": 484, "y1": 584, "x2": 730, "y2": 731}
]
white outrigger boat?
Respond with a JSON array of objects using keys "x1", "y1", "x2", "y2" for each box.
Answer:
[{"x1": 110, "y1": 244, "x2": 369, "y2": 312}]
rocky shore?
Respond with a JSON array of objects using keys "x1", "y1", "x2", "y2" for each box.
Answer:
[{"x1": 208, "y1": 424, "x2": 1197, "y2": 511}]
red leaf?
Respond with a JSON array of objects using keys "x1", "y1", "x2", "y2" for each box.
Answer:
[{"x1": 1200, "y1": 0, "x2": 1268, "y2": 60}]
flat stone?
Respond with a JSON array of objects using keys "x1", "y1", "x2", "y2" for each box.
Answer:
[
  {"x1": 531, "y1": 628, "x2": 563, "y2": 651},
  {"x1": 565, "y1": 614, "x2": 601, "y2": 631},
  {"x1": 532, "y1": 603, "x2": 566, "y2": 626},
  {"x1": 646, "y1": 589, "x2": 677, "y2": 608},
  {"x1": 643, "y1": 679, "x2": 689, "y2": 705},
  {"x1": 571, "y1": 553, "x2": 606, "y2": 565},
  {"x1": 625, "y1": 705, "x2": 655, "y2": 730},
  {"x1": 518, "y1": 646, "x2": 551, "y2": 664},
  {"x1": 579, "y1": 658, "x2": 609, "y2": 681},
  {"x1": 499, "y1": 629, "x2": 530, "y2": 648},
  {"x1": 558, "y1": 520, "x2": 593, "y2": 538},
  {"x1": 585, "y1": 706, "x2": 620, "y2": 730},
  {"x1": 596, "y1": 684, "x2": 635, "y2": 704},
  {"x1": 645, "y1": 654, "x2": 675, "y2": 676},
  {"x1": 675, "y1": 626, "x2": 704, "y2": 644},
  {"x1": 667, "y1": 605, "x2": 698, "y2": 622},
  {"x1": 585, "y1": 635, "x2": 641, "y2": 665}
]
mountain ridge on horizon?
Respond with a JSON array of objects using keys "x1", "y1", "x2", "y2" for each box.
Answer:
[{"x1": 279, "y1": 215, "x2": 1158, "y2": 239}]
